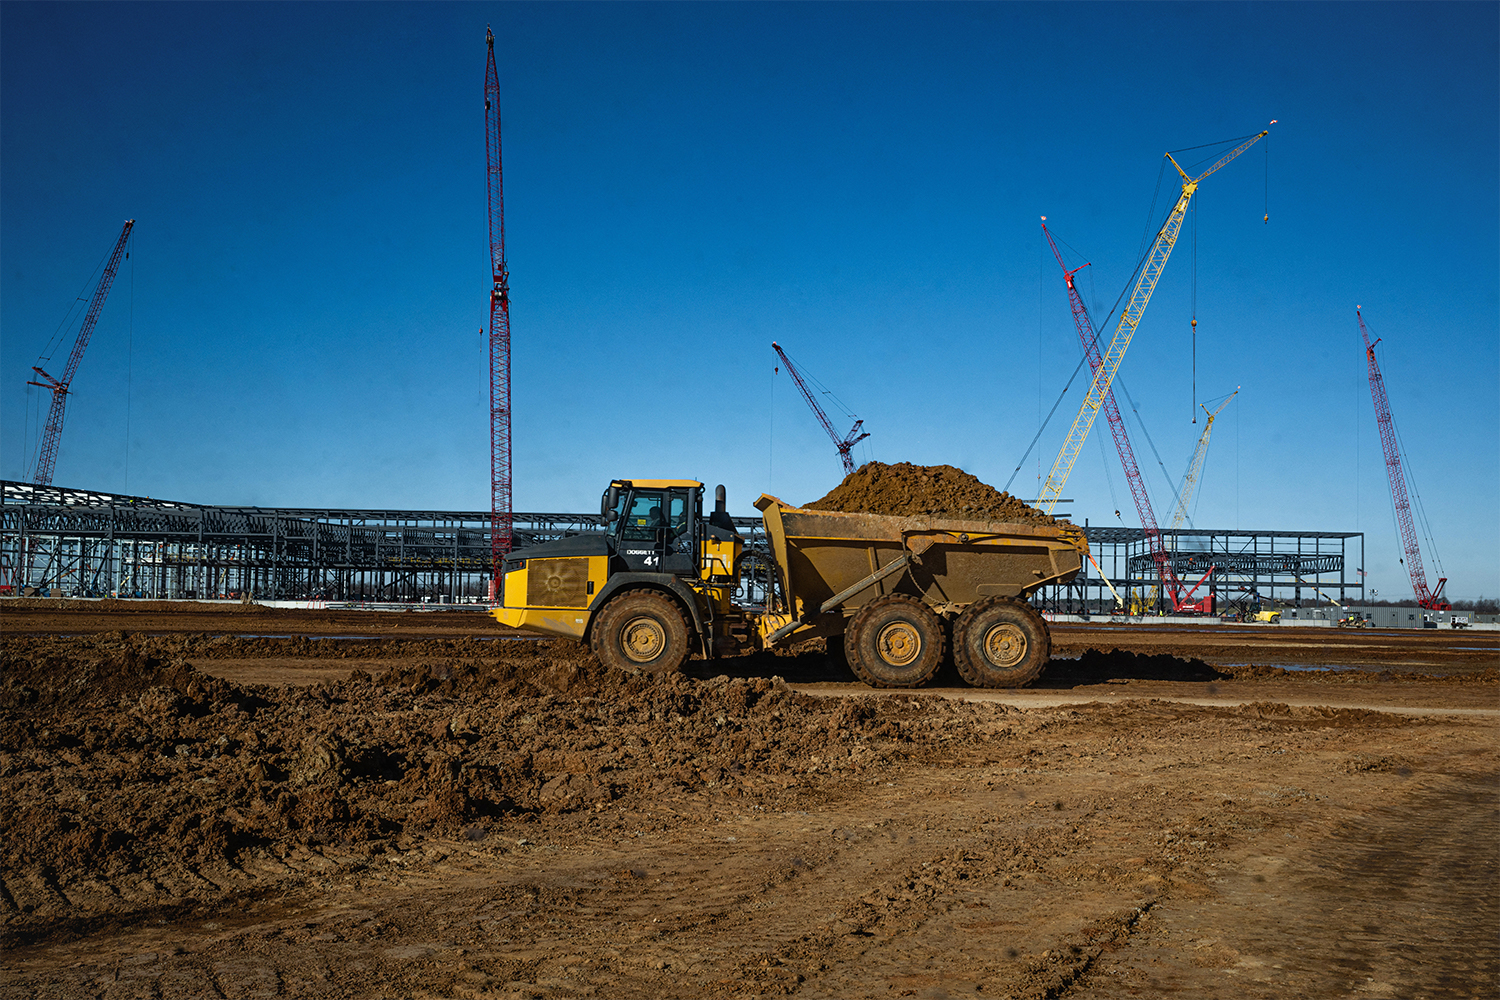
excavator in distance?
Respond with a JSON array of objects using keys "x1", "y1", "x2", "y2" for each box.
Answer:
[{"x1": 491, "y1": 479, "x2": 1089, "y2": 689}]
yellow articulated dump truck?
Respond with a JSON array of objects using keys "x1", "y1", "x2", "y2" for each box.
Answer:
[{"x1": 491, "y1": 479, "x2": 1087, "y2": 688}]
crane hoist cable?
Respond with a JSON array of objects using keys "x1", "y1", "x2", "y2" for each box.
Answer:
[
  {"x1": 1002, "y1": 350, "x2": 1089, "y2": 494},
  {"x1": 1034, "y1": 124, "x2": 1273, "y2": 515}
]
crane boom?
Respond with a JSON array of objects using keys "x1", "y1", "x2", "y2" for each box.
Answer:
[
  {"x1": 27, "y1": 219, "x2": 134, "y2": 487},
  {"x1": 485, "y1": 26, "x2": 513, "y2": 595},
  {"x1": 1035, "y1": 128, "x2": 1270, "y2": 514},
  {"x1": 1168, "y1": 389, "x2": 1238, "y2": 531},
  {"x1": 1041, "y1": 221, "x2": 1187, "y2": 609},
  {"x1": 1358, "y1": 308, "x2": 1447, "y2": 609},
  {"x1": 772, "y1": 342, "x2": 869, "y2": 476}
]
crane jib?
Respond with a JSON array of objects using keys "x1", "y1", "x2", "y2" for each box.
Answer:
[
  {"x1": 1043, "y1": 220, "x2": 1186, "y2": 608},
  {"x1": 30, "y1": 220, "x2": 134, "y2": 488},
  {"x1": 772, "y1": 342, "x2": 869, "y2": 478},
  {"x1": 1035, "y1": 126, "x2": 1269, "y2": 515},
  {"x1": 1358, "y1": 310, "x2": 1445, "y2": 608}
]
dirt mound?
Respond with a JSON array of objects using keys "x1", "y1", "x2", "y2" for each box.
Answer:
[
  {"x1": 0, "y1": 632, "x2": 256, "y2": 711},
  {"x1": 804, "y1": 461, "x2": 1060, "y2": 525},
  {"x1": 0, "y1": 636, "x2": 988, "y2": 944}
]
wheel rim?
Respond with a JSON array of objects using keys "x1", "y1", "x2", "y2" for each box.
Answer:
[
  {"x1": 620, "y1": 615, "x2": 666, "y2": 662},
  {"x1": 875, "y1": 620, "x2": 922, "y2": 667},
  {"x1": 981, "y1": 622, "x2": 1027, "y2": 668}
]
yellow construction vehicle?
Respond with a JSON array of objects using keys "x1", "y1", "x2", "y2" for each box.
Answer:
[
  {"x1": 1244, "y1": 597, "x2": 1282, "y2": 623},
  {"x1": 492, "y1": 479, "x2": 1088, "y2": 688}
]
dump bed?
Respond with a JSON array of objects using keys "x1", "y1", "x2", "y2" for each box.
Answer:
[{"x1": 754, "y1": 494, "x2": 1087, "y2": 624}]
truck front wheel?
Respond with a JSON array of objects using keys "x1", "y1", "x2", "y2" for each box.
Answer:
[
  {"x1": 846, "y1": 594, "x2": 945, "y2": 688},
  {"x1": 953, "y1": 597, "x2": 1049, "y2": 688},
  {"x1": 592, "y1": 591, "x2": 690, "y2": 675}
]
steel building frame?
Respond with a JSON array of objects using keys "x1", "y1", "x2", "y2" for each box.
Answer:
[
  {"x1": 0, "y1": 481, "x2": 757, "y2": 603},
  {"x1": 4, "y1": 482, "x2": 1359, "y2": 613},
  {"x1": 1039, "y1": 524, "x2": 1364, "y2": 613}
]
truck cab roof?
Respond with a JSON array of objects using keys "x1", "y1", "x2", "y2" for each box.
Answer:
[{"x1": 610, "y1": 479, "x2": 703, "y2": 489}]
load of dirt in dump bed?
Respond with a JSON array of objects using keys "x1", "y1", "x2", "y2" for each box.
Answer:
[{"x1": 804, "y1": 461, "x2": 1061, "y2": 525}]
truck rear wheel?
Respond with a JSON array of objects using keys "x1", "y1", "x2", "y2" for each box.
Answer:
[
  {"x1": 953, "y1": 597, "x2": 1049, "y2": 688},
  {"x1": 846, "y1": 594, "x2": 945, "y2": 688},
  {"x1": 591, "y1": 591, "x2": 690, "y2": 675}
]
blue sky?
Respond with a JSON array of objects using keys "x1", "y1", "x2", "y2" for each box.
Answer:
[{"x1": 2, "y1": 2, "x2": 1496, "y2": 601}]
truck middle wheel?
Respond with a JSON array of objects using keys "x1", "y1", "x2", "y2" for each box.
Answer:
[
  {"x1": 845, "y1": 594, "x2": 945, "y2": 688},
  {"x1": 592, "y1": 590, "x2": 691, "y2": 675},
  {"x1": 952, "y1": 596, "x2": 1049, "y2": 688}
]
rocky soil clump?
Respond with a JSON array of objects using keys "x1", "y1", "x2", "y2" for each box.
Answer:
[
  {"x1": 804, "y1": 461, "x2": 1060, "y2": 525},
  {"x1": 0, "y1": 632, "x2": 977, "y2": 945}
]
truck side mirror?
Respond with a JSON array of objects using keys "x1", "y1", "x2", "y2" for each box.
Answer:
[{"x1": 603, "y1": 486, "x2": 619, "y2": 522}]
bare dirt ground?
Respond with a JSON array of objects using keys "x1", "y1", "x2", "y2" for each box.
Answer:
[{"x1": 2, "y1": 599, "x2": 1496, "y2": 999}]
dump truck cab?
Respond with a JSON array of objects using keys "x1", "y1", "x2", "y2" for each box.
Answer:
[
  {"x1": 607, "y1": 480, "x2": 697, "y2": 575},
  {"x1": 602, "y1": 479, "x2": 740, "y2": 581},
  {"x1": 491, "y1": 480, "x2": 744, "y2": 670}
]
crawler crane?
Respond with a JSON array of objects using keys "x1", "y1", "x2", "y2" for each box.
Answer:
[
  {"x1": 1041, "y1": 221, "x2": 1209, "y2": 613},
  {"x1": 772, "y1": 342, "x2": 869, "y2": 476},
  {"x1": 1035, "y1": 125, "x2": 1272, "y2": 515},
  {"x1": 1358, "y1": 308, "x2": 1448, "y2": 609},
  {"x1": 1168, "y1": 390, "x2": 1238, "y2": 532},
  {"x1": 484, "y1": 26, "x2": 514, "y2": 596},
  {"x1": 27, "y1": 220, "x2": 134, "y2": 486},
  {"x1": 1146, "y1": 389, "x2": 1237, "y2": 611}
]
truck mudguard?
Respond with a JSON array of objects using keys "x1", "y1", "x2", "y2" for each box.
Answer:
[{"x1": 589, "y1": 572, "x2": 710, "y2": 647}]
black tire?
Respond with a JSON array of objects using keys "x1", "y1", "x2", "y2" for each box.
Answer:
[
  {"x1": 845, "y1": 594, "x2": 945, "y2": 689},
  {"x1": 591, "y1": 590, "x2": 691, "y2": 675},
  {"x1": 952, "y1": 597, "x2": 1049, "y2": 688}
]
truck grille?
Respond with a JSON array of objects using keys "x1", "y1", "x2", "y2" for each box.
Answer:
[{"x1": 528, "y1": 557, "x2": 589, "y2": 608}]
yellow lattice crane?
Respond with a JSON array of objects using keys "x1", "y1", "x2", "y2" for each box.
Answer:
[
  {"x1": 1168, "y1": 389, "x2": 1238, "y2": 531},
  {"x1": 1035, "y1": 126, "x2": 1272, "y2": 514},
  {"x1": 1146, "y1": 389, "x2": 1238, "y2": 610}
]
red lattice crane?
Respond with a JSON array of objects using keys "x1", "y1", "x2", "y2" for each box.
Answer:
[
  {"x1": 28, "y1": 219, "x2": 134, "y2": 487},
  {"x1": 1041, "y1": 221, "x2": 1213, "y2": 613},
  {"x1": 1358, "y1": 308, "x2": 1447, "y2": 610},
  {"x1": 771, "y1": 342, "x2": 869, "y2": 477},
  {"x1": 485, "y1": 27, "x2": 513, "y2": 598}
]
